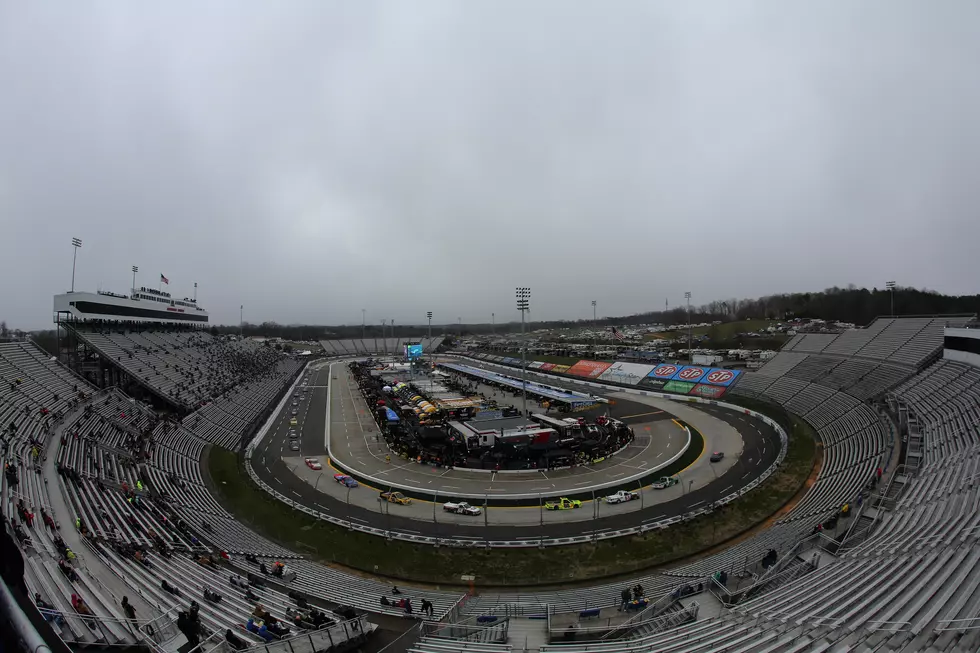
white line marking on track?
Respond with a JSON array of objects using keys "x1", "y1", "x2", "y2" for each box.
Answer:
[{"x1": 688, "y1": 501, "x2": 704, "y2": 508}]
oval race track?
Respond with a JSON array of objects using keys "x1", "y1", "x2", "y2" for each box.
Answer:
[{"x1": 248, "y1": 357, "x2": 783, "y2": 545}]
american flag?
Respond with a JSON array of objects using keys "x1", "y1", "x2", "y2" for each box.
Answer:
[
  {"x1": 160, "y1": 274, "x2": 169, "y2": 285},
  {"x1": 609, "y1": 327, "x2": 626, "y2": 341}
]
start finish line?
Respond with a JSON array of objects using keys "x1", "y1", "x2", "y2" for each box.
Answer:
[{"x1": 438, "y1": 362, "x2": 602, "y2": 409}]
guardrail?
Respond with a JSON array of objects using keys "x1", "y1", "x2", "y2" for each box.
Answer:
[{"x1": 244, "y1": 356, "x2": 790, "y2": 549}]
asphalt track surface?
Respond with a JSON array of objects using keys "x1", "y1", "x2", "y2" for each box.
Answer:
[{"x1": 250, "y1": 360, "x2": 781, "y2": 541}]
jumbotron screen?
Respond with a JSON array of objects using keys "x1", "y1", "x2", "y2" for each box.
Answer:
[{"x1": 405, "y1": 344, "x2": 423, "y2": 359}]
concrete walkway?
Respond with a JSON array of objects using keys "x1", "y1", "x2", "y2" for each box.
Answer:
[{"x1": 42, "y1": 406, "x2": 163, "y2": 627}]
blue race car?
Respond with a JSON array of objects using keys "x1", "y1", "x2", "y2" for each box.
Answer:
[{"x1": 334, "y1": 474, "x2": 358, "y2": 488}]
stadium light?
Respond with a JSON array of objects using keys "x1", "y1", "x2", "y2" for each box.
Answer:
[
  {"x1": 886, "y1": 281, "x2": 897, "y2": 316},
  {"x1": 131, "y1": 265, "x2": 138, "y2": 293},
  {"x1": 70, "y1": 237, "x2": 82, "y2": 292},
  {"x1": 240, "y1": 305, "x2": 243, "y2": 338},
  {"x1": 362, "y1": 309, "x2": 366, "y2": 341},
  {"x1": 592, "y1": 300, "x2": 597, "y2": 353},
  {"x1": 427, "y1": 312, "x2": 433, "y2": 341},
  {"x1": 516, "y1": 287, "x2": 531, "y2": 417},
  {"x1": 685, "y1": 291, "x2": 692, "y2": 364}
]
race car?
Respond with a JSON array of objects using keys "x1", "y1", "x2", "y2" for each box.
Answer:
[
  {"x1": 334, "y1": 474, "x2": 358, "y2": 488},
  {"x1": 544, "y1": 497, "x2": 581, "y2": 511},
  {"x1": 305, "y1": 458, "x2": 322, "y2": 470},
  {"x1": 443, "y1": 501, "x2": 481, "y2": 516},
  {"x1": 651, "y1": 476, "x2": 679, "y2": 490},
  {"x1": 604, "y1": 490, "x2": 640, "y2": 504},
  {"x1": 379, "y1": 491, "x2": 411, "y2": 505},
  {"x1": 710, "y1": 451, "x2": 725, "y2": 462}
]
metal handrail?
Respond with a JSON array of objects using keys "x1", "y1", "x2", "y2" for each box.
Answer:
[
  {"x1": 867, "y1": 620, "x2": 911, "y2": 632},
  {"x1": 936, "y1": 616, "x2": 980, "y2": 631}
]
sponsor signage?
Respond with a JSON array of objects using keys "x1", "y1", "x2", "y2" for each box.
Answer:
[
  {"x1": 672, "y1": 366, "x2": 708, "y2": 383},
  {"x1": 648, "y1": 364, "x2": 680, "y2": 379},
  {"x1": 550, "y1": 364, "x2": 572, "y2": 374},
  {"x1": 638, "y1": 376, "x2": 668, "y2": 390},
  {"x1": 597, "y1": 362, "x2": 656, "y2": 386},
  {"x1": 691, "y1": 384, "x2": 726, "y2": 399},
  {"x1": 702, "y1": 368, "x2": 740, "y2": 386},
  {"x1": 502, "y1": 357, "x2": 520, "y2": 365},
  {"x1": 539, "y1": 363, "x2": 556, "y2": 371},
  {"x1": 566, "y1": 360, "x2": 613, "y2": 378},
  {"x1": 662, "y1": 380, "x2": 697, "y2": 395},
  {"x1": 528, "y1": 361, "x2": 545, "y2": 369}
]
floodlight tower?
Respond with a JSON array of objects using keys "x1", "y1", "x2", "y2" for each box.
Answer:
[
  {"x1": 592, "y1": 300, "x2": 597, "y2": 353},
  {"x1": 685, "y1": 291, "x2": 692, "y2": 363},
  {"x1": 886, "y1": 281, "x2": 897, "y2": 316},
  {"x1": 427, "y1": 312, "x2": 433, "y2": 340},
  {"x1": 70, "y1": 237, "x2": 82, "y2": 292},
  {"x1": 362, "y1": 309, "x2": 366, "y2": 340},
  {"x1": 516, "y1": 287, "x2": 531, "y2": 416},
  {"x1": 131, "y1": 265, "x2": 138, "y2": 293}
]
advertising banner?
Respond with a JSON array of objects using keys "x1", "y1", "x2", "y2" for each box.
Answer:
[
  {"x1": 647, "y1": 363, "x2": 681, "y2": 380},
  {"x1": 671, "y1": 366, "x2": 709, "y2": 383},
  {"x1": 528, "y1": 361, "x2": 545, "y2": 369},
  {"x1": 502, "y1": 357, "x2": 520, "y2": 365},
  {"x1": 566, "y1": 360, "x2": 613, "y2": 378},
  {"x1": 597, "y1": 362, "x2": 656, "y2": 386},
  {"x1": 638, "y1": 376, "x2": 668, "y2": 390},
  {"x1": 551, "y1": 364, "x2": 572, "y2": 374},
  {"x1": 702, "y1": 368, "x2": 741, "y2": 386},
  {"x1": 539, "y1": 363, "x2": 557, "y2": 371},
  {"x1": 691, "y1": 384, "x2": 726, "y2": 399},
  {"x1": 662, "y1": 380, "x2": 696, "y2": 395}
]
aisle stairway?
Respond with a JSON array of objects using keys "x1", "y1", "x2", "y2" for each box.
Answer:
[{"x1": 508, "y1": 617, "x2": 549, "y2": 652}]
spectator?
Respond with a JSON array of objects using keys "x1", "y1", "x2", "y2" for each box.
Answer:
[
  {"x1": 121, "y1": 596, "x2": 137, "y2": 627},
  {"x1": 225, "y1": 629, "x2": 246, "y2": 651}
]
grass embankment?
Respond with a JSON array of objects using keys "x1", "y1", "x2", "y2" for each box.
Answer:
[{"x1": 207, "y1": 400, "x2": 816, "y2": 588}]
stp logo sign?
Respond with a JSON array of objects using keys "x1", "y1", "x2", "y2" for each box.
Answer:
[
  {"x1": 707, "y1": 370, "x2": 735, "y2": 384},
  {"x1": 655, "y1": 365, "x2": 677, "y2": 377},
  {"x1": 678, "y1": 367, "x2": 705, "y2": 381}
]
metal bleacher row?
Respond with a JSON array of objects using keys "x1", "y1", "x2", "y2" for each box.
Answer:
[
  {"x1": 535, "y1": 323, "x2": 980, "y2": 652},
  {"x1": 319, "y1": 336, "x2": 444, "y2": 356}
]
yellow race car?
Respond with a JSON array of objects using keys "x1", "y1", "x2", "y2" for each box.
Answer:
[
  {"x1": 544, "y1": 497, "x2": 582, "y2": 511},
  {"x1": 379, "y1": 491, "x2": 412, "y2": 505}
]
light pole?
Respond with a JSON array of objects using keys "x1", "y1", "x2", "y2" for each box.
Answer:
[
  {"x1": 239, "y1": 305, "x2": 243, "y2": 338},
  {"x1": 427, "y1": 312, "x2": 433, "y2": 341},
  {"x1": 458, "y1": 317, "x2": 462, "y2": 337},
  {"x1": 886, "y1": 281, "x2": 896, "y2": 316},
  {"x1": 592, "y1": 300, "x2": 597, "y2": 354},
  {"x1": 516, "y1": 287, "x2": 531, "y2": 417},
  {"x1": 362, "y1": 309, "x2": 366, "y2": 340},
  {"x1": 70, "y1": 237, "x2": 82, "y2": 292},
  {"x1": 131, "y1": 265, "x2": 138, "y2": 293},
  {"x1": 491, "y1": 312, "x2": 495, "y2": 335},
  {"x1": 381, "y1": 320, "x2": 386, "y2": 355},
  {"x1": 684, "y1": 291, "x2": 692, "y2": 363}
]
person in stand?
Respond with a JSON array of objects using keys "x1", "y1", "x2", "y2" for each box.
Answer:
[
  {"x1": 225, "y1": 629, "x2": 246, "y2": 651},
  {"x1": 121, "y1": 596, "x2": 137, "y2": 627}
]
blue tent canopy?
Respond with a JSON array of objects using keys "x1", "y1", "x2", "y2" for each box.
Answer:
[{"x1": 385, "y1": 407, "x2": 400, "y2": 422}]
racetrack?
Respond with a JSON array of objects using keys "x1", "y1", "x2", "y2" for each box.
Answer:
[{"x1": 248, "y1": 358, "x2": 782, "y2": 543}]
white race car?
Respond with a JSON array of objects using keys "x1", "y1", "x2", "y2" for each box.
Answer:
[
  {"x1": 443, "y1": 501, "x2": 482, "y2": 516},
  {"x1": 651, "y1": 476, "x2": 679, "y2": 489},
  {"x1": 604, "y1": 490, "x2": 640, "y2": 504}
]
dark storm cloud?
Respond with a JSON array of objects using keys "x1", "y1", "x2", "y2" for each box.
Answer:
[{"x1": 1, "y1": 1, "x2": 978, "y2": 329}]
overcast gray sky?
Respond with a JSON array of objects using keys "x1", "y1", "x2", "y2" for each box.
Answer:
[{"x1": 2, "y1": 1, "x2": 978, "y2": 330}]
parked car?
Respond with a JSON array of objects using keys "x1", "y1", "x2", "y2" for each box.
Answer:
[
  {"x1": 604, "y1": 490, "x2": 640, "y2": 504},
  {"x1": 651, "y1": 477, "x2": 679, "y2": 489},
  {"x1": 710, "y1": 451, "x2": 725, "y2": 462},
  {"x1": 305, "y1": 458, "x2": 322, "y2": 470},
  {"x1": 443, "y1": 501, "x2": 481, "y2": 515},
  {"x1": 379, "y1": 491, "x2": 410, "y2": 505},
  {"x1": 334, "y1": 474, "x2": 359, "y2": 488},
  {"x1": 544, "y1": 497, "x2": 581, "y2": 511}
]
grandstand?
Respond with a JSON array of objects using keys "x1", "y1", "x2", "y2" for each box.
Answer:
[
  {"x1": 7, "y1": 310, "x2": 980, "y2": 651},
  {"x1": 319, "y1": 335, "x2": 445, "y2": 357}
]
